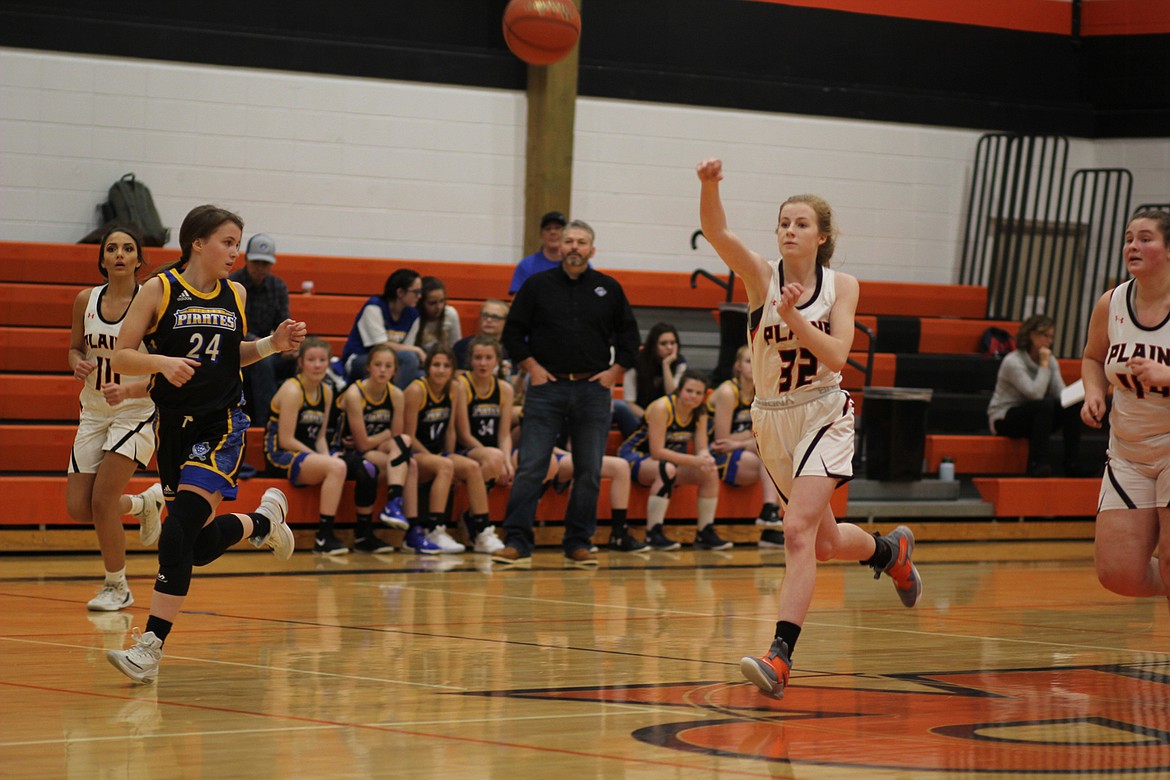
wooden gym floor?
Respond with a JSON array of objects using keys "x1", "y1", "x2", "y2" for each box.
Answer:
[{"x1": 2, "y1": 540, "x2": 1168, "y2": 779}]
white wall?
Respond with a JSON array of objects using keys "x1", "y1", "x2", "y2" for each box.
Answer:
[{"x1": 2, "y1": 47, "x2": 1168, "y2": 285}]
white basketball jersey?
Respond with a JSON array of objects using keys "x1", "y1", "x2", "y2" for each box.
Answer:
[
  {"x1": 1104, "y1": 280, "x2": 1170, "y2": 457},
  {"x1": 79, "y1": 285, "x2": 153, "y2": 415},
  {"x1": 749, "y1": 260, "x2": 841, "y2": 402}
]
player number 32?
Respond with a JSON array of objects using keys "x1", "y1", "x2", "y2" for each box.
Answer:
[{"x1": 777, "y1": 347, "x2": 818, "y2": 393}]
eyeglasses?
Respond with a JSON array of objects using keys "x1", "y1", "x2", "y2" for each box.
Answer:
[
  {"x1": 481, "y1": 313, "x2": 506, "y2": 321},
  {"x1": 405, "y1": 287, "x2": 423, "y2": 296}
]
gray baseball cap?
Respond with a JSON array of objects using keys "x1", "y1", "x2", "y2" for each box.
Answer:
[{"x1": 245, "y1": 233, "x2": 277, "y2": 264}]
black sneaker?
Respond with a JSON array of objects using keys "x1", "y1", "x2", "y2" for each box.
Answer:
[
  {"x1": 756, "y1": 506, "x2": 783, "y2": 528},
  {"x1": 353, "y1": 534, "x2": 394, "y2": 554},
  {"x1": 608, "y1": 532, "x2": 649, "y2": 553},
  {"x1": 695, "y1": 526, "x2": 733, "y2": 550},
  {"x1": 313, "y1": 535, "x2": 350, "y2": 556},
  {"x1": 646, "y1": 525, "x2": 680, "y2": 551},
  {"x1": 759, "y1": 528, "x2": 785, "y2": 548}
]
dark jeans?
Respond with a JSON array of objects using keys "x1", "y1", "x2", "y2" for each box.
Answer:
[
  {"x1": 995, "y1": 396, "x2": 1082, "y2": 474},
  {"x1": 503, "y1": 378, "x2": 613, "y2": 555},
  {"x1": 611, "y1": 399, "x2": 642, "y2": 439}
]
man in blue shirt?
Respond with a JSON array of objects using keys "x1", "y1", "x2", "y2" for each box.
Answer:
[{"x1": 508, "y1": 211, "x2": 566, "y2": 295}]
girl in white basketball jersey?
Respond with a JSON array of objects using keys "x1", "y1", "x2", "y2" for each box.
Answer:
[
  {"x1": 697, "y1": 158, "x2": 922, "y2": 700},
  {"x1": 1082, "y1": 209, "x2": 1170, "y2": 610},
  {"x1": 66, "y1": 226, "x2": 164, "y2": 613}
]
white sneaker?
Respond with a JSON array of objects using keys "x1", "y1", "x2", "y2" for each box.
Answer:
[
  {"x1": 107, "y1": 629, "x2": 163, "y2": 684},
  {"x1": 473, "y1": 527, "x2": 505, "y2": 554},
  {"x1": 88, "y1": 582, "x2": 133, "y2": 612},
  {"x1": 426, "y1": 526, "x2": 465, "y2": 554},
  {"x1": 249, "y1": 488, "x2": 294, "y2": 560},
  {"x1": 134, "y1": 483, "x2": 165, "y2": 546}
]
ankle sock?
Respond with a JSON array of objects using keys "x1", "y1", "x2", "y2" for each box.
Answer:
[
  {"x1": 776, "y1": 621, "x2": 801, "y2": 657},
  {"x1": 861, "y1": 533, "x2": 892, "y2": 569},
  {"x1": 145, "y1": 615, "x2": 173, "y2": 644}
]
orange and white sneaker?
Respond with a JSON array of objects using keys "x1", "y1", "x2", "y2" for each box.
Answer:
[
  {"x1": 740, "y1": 638, "x2": 792, "y2": 699},
  {"x1": 874, "y1": 525, "x2": 922, "y2": 607}
]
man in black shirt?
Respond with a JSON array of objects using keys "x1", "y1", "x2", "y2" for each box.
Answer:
[{"x1": 495, "y1": 220, "x2": 640, "y2": 566}]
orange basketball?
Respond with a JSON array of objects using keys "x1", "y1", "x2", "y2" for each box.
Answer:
[{"x1": 502, "y1": 0, "x2": 581, "y2": 66}]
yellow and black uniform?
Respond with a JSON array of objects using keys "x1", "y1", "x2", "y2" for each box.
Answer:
[
  {"x1": 335, "y1": 379, "x2": 395, "y2": 454},
  {"x1": 618, "y1": 394, "x2": 702, "y2": 474},
  {"x1": 709, "y1": 377, "x2": 754, "y2": 483},
  {"x1": 146, "y1": 269, "x2": 249, "y2": 500},
  {"x1": 263, "y1": 376, "x2": 327, "y2": 485},
  {"x1": 458, "y1": 373, "x2": 502, "y2": 450},
  {"x1": 411, "y1": 377, "x2": 452, "y2": 454}
]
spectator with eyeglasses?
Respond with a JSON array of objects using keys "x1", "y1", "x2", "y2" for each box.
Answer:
[
  {"x1": 453, "y1": 300, "x2": 513, "y2": 377},
  {"x1": 342, "y1": 269, "x2": 426, "y2": 389}
]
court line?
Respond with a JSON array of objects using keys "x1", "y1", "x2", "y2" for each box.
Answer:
[
  {"x1": 0, "y1": 635, "x2": 468, "y2": 691},
  {"x1": 0, "y1": 680, "x2": 778, "y2": 778}
]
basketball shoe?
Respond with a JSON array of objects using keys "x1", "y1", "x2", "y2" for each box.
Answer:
[
  {"x1": 107, "y1": 629, "x2": 163, "y2": 684},
  {"x1": 740, "y1": 638, "x2": 792, "y2": 699},
  {"x1": 378, "y1": 497, "x2": 409, "y2": 530},
  {"x1": 403, "y1": 526, "x2": 442, "y2": 555},
  {"x1": 426, "y1": 525, "x2": 465, "y2": 554},
  {"x1": 134, "y1": 483, "x2": 164, "y2": 546},
  {"x1": 249, "y1": 488, "x2": 295, "y2": 560},
  {"x1": 88, "y1": 581, "x2": 133, "y2": 612},
  {"x1": 873, "y1": 525, "x2": 922, "y2": 607}
]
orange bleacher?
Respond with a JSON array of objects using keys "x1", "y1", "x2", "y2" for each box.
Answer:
[{"x1": 0, "y1": 239, "x2": 1096, "y2": 552}]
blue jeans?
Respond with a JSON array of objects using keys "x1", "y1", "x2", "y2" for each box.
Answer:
[{"x1": 503, "y1": 378, "x2": 613, "y2": 555}]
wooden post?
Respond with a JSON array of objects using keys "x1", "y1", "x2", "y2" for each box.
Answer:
[{"x1": 521, "y1": 0, "x2": 581, "y2": 257}]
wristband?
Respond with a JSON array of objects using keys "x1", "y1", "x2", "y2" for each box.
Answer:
[{"x1": 256, "y1": 336, "x2": 278, "y2": 358}]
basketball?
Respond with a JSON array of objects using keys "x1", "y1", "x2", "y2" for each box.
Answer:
[{"x1": 502, "y1": 0, "x2": 581, "y2": 66}]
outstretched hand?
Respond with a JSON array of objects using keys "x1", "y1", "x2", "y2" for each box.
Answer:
[
  {"x1": 696, "y1": 158, "x2": 724, "y2": 183},
  {"x1": 273, "y1": 319, "x2": 307, "y2": 353}
]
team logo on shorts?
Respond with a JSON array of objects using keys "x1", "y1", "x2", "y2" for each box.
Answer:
[
  {"x1": 191, "y1": 442, "x2": 212, "y2": 461},
  {"x1": 470, "y1": 662, "x2": 1170, "y2": 774}
]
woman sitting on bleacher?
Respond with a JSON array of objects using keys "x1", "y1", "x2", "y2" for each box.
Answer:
[
  {"x1": 612, "y1": 322, "x2": 688, "y2": 438},
  {"x1": 265, "y1": 338, "x2": 382, "y2": 555},
  {"x1": 404, "y1": 345, "x2": 494, "y2": 554},
  {"x1": 708, "y1": 345, "x2": 783, "y2": 533},
  {"x1": 452, "y1": 335, "x2": 511, "y2": 553},
  {"x1": 987, "y1": 315, "x2": 1084, "y2": 477},
  {"x1": 618, "y1": 369, "x2": 726, "y2": 551},
  {"x1": 341, "y1": 269, "x2": 425, "y2": 390},
  {"x1": 413, "y1": 276, "x2": 462, "y2": 352},
  {"x1": 333, "y1": 343, "x2": 417, "y2": 553}
]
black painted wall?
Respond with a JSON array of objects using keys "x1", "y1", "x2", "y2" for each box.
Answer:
[{"x1": 0, "y1": 0, "x2": 1165, "y2": 138}]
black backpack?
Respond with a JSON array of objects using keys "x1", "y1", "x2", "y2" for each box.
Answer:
[{"x1": 80, "y1": 173, "x2": 170, "y2": 246}]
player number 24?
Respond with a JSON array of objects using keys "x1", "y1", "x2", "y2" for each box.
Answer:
[{"x1": 186, "y1": 332, "x2": 222, "y2": 364}]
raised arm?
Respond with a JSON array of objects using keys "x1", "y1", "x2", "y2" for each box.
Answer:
[{"x1": 697, "y1": 158, "x2": 773, "y2": 307}]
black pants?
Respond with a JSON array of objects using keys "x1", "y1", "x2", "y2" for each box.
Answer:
[{"x1": 994, "y1": 397, "x2": 1082, "y2": 475}]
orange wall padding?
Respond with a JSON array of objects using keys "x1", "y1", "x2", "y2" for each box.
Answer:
[{"x1": 748, "y1": 0, "x2": 1072, "y2": 34}]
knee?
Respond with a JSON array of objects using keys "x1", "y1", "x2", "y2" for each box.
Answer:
[
  {"x1": 1096, "y1": 555, "x2": 1142, "y2": 596},
  {"x1": 66, "y1": 494, "x2": 91, "y2": 524},
  {"x1": 814, "y1": 534, "x2": 838, "y2": 562},
  {"x1": 329, "y1": 459, "x2": 347, "y2": 480},
  {"x1": 437, "y1": 458, "x2": 454, "y2": 478},
  {"x1": 90, "y1": 491, "x2": 121, "y2": 521}
]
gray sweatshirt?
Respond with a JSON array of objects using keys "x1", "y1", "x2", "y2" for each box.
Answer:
[{"x1": 986, "y1": 349, "x2": 1065, "y2": 431}]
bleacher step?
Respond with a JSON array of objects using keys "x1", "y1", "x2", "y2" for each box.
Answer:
[
  {"x1": 848, "y1": 478, "x2": 961, "y2": 500},
  {"x1": 843, "y1": 497, "x2": 996, "y2": 520}
]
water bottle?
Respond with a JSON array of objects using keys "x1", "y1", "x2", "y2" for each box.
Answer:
[{"x1": 939, "y1": 457, "x2": 955, "y2": 482}]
